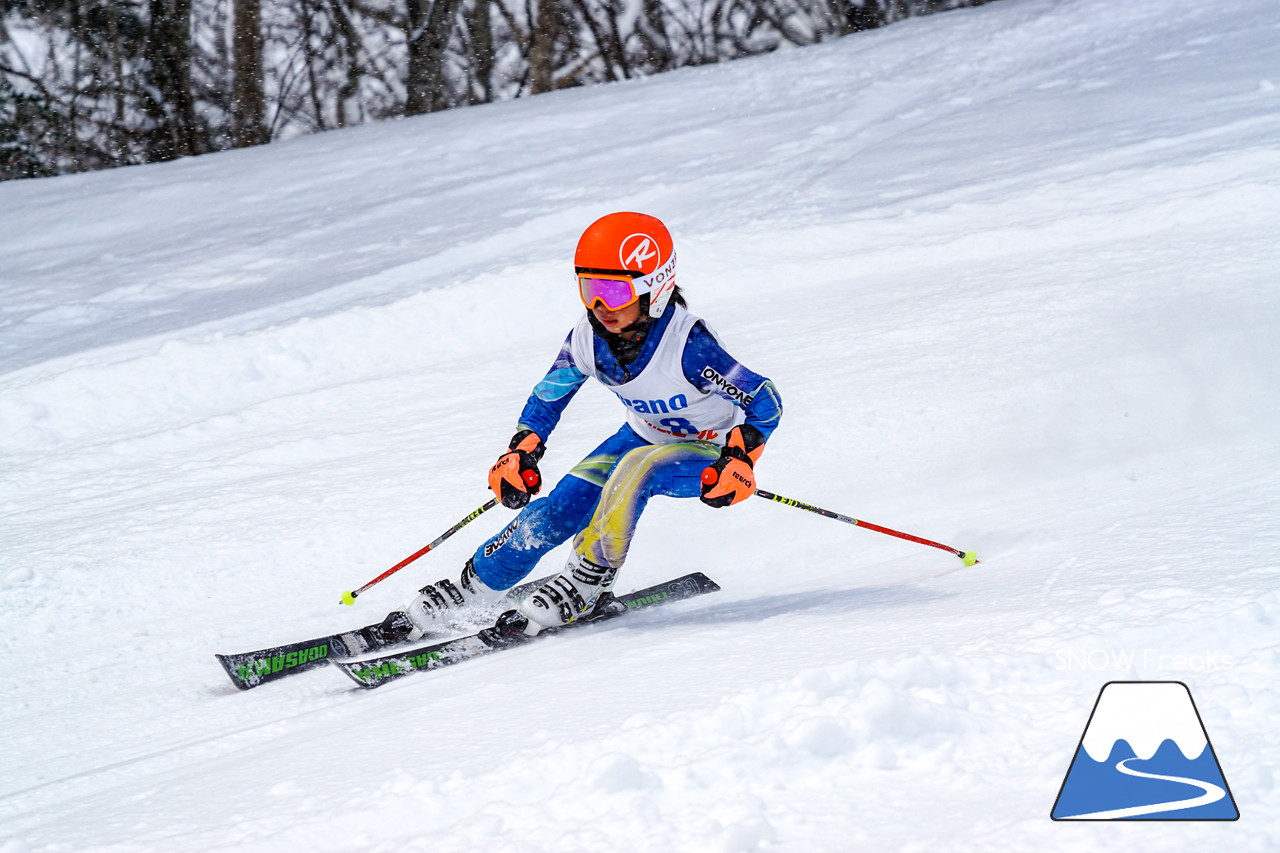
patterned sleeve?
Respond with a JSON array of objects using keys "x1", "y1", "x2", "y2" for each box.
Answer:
[
  {"x1": 681, "y1": 322, "x2": 783, "y2": 441},
  {"x1": 516, "y1": 331, "x2": 590, "y2": 439}
]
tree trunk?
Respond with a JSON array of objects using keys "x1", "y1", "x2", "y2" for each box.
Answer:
[
  {"x1": 527, "y1": 0, "x2": 557, "y2": 94},
  {"x1": 406, "y1": 0, "x2": 466, "y2": 115},
  {"x1": 328, "y1": 0, "x2": 364, "y2": 126},
  {"x1": 465, "y1": 0, "x2": 496, "y2": 104},
  {"x1": 637, "y1": 0, "x2": 671, "y2": 72},
  {"x1": 69, "y1": 0, "x2": 84, "y2": 170},
  {"x1": 843, "y1": 0, "x2": 885, "y2": 34},
  {"x1": 108, "y1": 0, "x2": 126, "y2": 160},
  {"x1": 231, "y1": 0, "x2": 268, "y2": 147},
  {"x1": 144, "y1": 0, "x2": 199, "y2": 161}
]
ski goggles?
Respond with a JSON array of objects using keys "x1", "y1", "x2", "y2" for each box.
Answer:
[{"x1": 578, "y1": 271, "x2": 642, "y2": 311}]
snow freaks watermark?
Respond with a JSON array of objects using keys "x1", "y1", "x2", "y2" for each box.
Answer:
[
  {"x1": 1052, "y1": 648, "x2": 1236, "y2": 673},
  {"x1": 1050, "y1": 681, "x2": 1239, "y2": 820}
]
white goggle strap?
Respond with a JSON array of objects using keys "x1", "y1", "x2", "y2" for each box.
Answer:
[{"x1": 632, "y1": 251, "x2": 677, "y2": 317}]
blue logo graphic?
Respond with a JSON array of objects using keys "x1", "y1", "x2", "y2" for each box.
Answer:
[{"x1": 1051, "y1": 681, "x2": 1239, "y2": 820}]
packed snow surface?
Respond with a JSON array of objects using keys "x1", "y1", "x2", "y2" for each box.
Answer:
[{"x1": 2, "y1": 0, "x2": 1278, "y2": 849}]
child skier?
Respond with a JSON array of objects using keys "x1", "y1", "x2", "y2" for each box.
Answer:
[{"x1": 395, "y1": 212, "x2": 782, "y2": 642}]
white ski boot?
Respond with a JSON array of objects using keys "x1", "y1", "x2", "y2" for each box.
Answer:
[
  {"x1": 405, "y1": 558, "x2": 503, "y2": 638},
  {"x1": 516, "y1": 552, "x2": 619, "y2": 636}
]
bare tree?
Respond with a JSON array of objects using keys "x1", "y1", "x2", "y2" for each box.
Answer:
[
  {"x1": 231, "y1": 0, "x2": 267, "y2": 146},
  {"x1": 637, "y1": 0, "x2": 673, "y2": 71},
  {"x1": 461, "y1": 0, "x2": 496, "y2": 103},
  {"x1": 328, "y1": 0, "x2": 369, "y2": 124},
  {"x1": 143, "y1": 0, "x2": 199, "y2": 161},
  {"x1": 405, "y1": 0, "x2": 467, "y2": 114},
  {"x1": 526, "y1": 0, "x2": 556, "y2": 93}
]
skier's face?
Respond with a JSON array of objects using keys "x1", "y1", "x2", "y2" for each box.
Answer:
[{"x1": 592, "y1": 300, "x2": 644, "y2": 337}]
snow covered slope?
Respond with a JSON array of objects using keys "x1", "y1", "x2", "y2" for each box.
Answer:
[{"x1": 2, "y1": 0, "x2": 1278, "y2": 849}]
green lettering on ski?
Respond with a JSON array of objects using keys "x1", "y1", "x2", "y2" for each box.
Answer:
[
  {"x1": 351, "y1": 660, "x2": 404, "y2": 684},
  {"x1": 409, "y1": 650, "x2": 445, "y2": 668},
  {"x1": 351, "y1": 650, "x2": 446, "y2": 684},
  {"x1": 282, "y1": 645, "x2": 329, "y2": 669},
  {"x1": 628, "y1": 591, "x2": 670, "y2": 608},
  {"x1": 235, "y1": 644, "x2": 329, "y2": 683}
]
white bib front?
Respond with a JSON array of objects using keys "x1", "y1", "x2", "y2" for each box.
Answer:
[{"x1": 570, "y1": 306, "x2": 743, "y2": 446}]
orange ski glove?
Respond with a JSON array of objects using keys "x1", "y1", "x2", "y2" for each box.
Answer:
[
  {"x1": 699, "y1": 424, "x2": 765, "y2": 508},
  {"x1": 489, "y1": 430, "x2": 545, "y2": 509}
]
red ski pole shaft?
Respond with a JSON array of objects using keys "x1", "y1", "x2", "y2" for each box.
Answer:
[
  {"x1": 754, "y1": 489, "x2": 978, "y2": 565},
  {"x1": 340, "y1": 499, "x2": 499, "y2": 605}
]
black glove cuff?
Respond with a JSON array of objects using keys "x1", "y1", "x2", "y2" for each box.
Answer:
[
  {"x1": 729, "y1": 423, "x2": 765, "y2": 455},
  {"x1": 719, "y1": 444, "x2": 752, "y2": 466},
  {"x1": 498, "y1": 479, "x2": 532, "y2": 509},
  {"x1": 508, "y1": 428, "x2": 546, "y2": 463}
]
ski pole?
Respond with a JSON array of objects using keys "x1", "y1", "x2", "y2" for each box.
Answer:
[
  {"x1": 340, "y1": 499, "x2": 498, "y2": 605},
  {"x1": 754, "y1": 488, "x2": 978, "y2": 565}
]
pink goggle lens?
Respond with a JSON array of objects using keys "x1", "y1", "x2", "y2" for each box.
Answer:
[{"x1": 578, "y1": 274, "x2": 639, "y2": 311}]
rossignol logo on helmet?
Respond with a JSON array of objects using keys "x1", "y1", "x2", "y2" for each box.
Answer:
[{"x1": 620, "y1": 233, "x2": 661, "y2": 271}]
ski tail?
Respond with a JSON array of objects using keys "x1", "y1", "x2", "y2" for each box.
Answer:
[
  {"x1": 622, "y1": 571, "x2": 720, "y2": 609},
  {"x1": 216, "y1": 634, "x2": 351, "y2": 690}
]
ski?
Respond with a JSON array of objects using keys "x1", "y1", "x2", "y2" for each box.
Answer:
[
  {"x1": 215, "y1": 573, "x2": 555, "y2": 690},
  {"x1": 216, "y1": 625, "x2": 385, "y2": 691},
  {"x1": 335, "y1": 572, "x2": 721, "y2": 689}
]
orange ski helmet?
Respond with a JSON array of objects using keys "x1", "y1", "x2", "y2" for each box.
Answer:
[{"x1": 575, "y1": 212, "x2": 677, "y2": 319}]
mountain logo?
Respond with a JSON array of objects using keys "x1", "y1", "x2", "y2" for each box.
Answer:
[{"x1": 1051, "y1": 681, "x2": 1239, "y2": 820}]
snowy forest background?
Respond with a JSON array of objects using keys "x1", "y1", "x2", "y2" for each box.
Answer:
[{"x1": 0, "y1": 0, "x2": 995, "y2": 180}]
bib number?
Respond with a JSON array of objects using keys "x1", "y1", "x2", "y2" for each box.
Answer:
[{"x1": 658, "y1": 417, "x2": 699, "y2": 437}]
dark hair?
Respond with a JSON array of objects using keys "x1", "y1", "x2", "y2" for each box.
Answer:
[{"x1": 668, "y1": 285, "x2": 687, "y2": 309}]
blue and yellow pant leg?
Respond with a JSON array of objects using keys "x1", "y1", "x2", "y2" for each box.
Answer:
[
  {"x1": 571, "y1": 441, "x2": 721, "y2": 571},
  {"x1": 470, "y1": 425, "x2": 651, "y2": 590}
]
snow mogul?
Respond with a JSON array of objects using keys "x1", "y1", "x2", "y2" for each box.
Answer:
[{"x1": 393, "y1": 212, "x2": 782, "y2": 643}]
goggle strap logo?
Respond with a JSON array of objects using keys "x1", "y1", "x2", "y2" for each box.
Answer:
[{"x1": 634, "y1": 251, "x2": 677, "y2": 299}]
